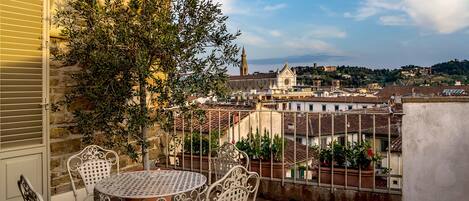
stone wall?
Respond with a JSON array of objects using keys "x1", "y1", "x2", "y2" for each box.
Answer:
[{"x1": 49, "y1": 60, "x2": 166, "y2": 195}]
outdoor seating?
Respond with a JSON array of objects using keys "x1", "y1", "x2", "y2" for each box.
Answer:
[
  {"x1": 211, "y1": 142, "x2": 250, "y2": 181},
  {"x1": 202, "y1": 165, "x2": 260, "y2": 201},
  {"x1": 17, "y1": 175, "x2": 44, "y2": 201},
  {"x1": 67, "y1": 145, "x2": 119, "y2": 201}
]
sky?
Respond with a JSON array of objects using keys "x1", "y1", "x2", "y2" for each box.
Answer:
[{"x1": 213, "y1": 0, "x2": 469, "y2": 74}]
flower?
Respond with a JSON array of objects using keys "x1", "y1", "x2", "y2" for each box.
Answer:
[{"x1": 367, "y1": 148, "x2": 374, "y2": 157}]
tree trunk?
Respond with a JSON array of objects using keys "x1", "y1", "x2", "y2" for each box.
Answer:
[
  {"x1": 142, "y1": 127, "x2": 150, "y2": 170},
  {"x1": 140, "y1": 78, "x2": 150, "y2": 170}
]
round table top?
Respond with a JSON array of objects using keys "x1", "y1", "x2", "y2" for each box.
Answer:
[{"x1": 94, "y1": 170, "x2": 207, "y2": 199}]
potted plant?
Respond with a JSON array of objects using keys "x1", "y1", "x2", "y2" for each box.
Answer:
[
  {"x1": 176, "y1": 131, "x2": 220, "y2": 170},
  {"x1": 236, "y1": 129, "x2": 285, "y2": 178},
  {"x1": 319, "y1": 140, "x2": 381, "y2": 188}
]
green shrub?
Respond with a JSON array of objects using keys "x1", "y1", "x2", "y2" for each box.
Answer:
[
  {"x1": 236, "y1": 129, "x2": 284, "y2": 161},
  {"x1": 183, "y1": 131, "x2": 220, "y2": 156},
  {"x1": 319, "y1": 140, "x2": 381, "y2": 169}
]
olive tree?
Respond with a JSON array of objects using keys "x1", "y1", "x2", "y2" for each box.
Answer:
[{"x1": 54, "y1": 0, "x2": 240, "y2": 169}]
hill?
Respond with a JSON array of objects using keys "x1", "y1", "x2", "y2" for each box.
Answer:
[{"x1": 292, "y1": 60, "x2": 469, "y2": 88}]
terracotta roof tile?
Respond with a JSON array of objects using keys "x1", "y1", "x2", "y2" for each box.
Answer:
[
  {"x1": 377, "y1": 86, "x2": 469, "y2": 99},
  {"x1": 229, "y1": 73, "x2": 277, "y2": 80},
  {"x1": 283, "y1": 110, "x2": 402, "y2": 137},
  {"x1": 284, "y1": 139, "x2": 317, "y2": 166},
  {"x1": 174, "y1": 104, "x2": 254, "y2": 133}
]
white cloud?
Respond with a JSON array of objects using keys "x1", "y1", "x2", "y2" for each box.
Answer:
[
  {"x1": 238, "y1": 32, "x2": 268, "y2": 47},
  {"x1": 213, "y1": 0, "x2": 250, "y2": 15},
  {"x1": 269, "y1": 30, "x2": 282, "y2": 37},
  {"x1": 284, "y1": 39, "x2": 340, "y2": 55},
  {"x1": 379, "y1": 15, "x2": 409, "y2": 26},
  {"x1": 344, "y1": 0, "x2": 403, "y2": 20},
  {"x1": 404, "y1": 0, "x2": 469, "y2": 34},
  {"x1": 308, "y1": 26, "x2": 347, "y2": 38},
  {"x1": 319, "y1": 5, "x2": 337, "y2": 17},
  {"x1": 264, "y1": 3, "x2": 287, "y2": 11},
  {"x1": 345, "y1": 0, "x2": 469, "y2": 34}
]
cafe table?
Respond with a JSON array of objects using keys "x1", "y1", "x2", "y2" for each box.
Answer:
[{"x1": 94, "y1": 170, "x2": 207, "y2": 201}]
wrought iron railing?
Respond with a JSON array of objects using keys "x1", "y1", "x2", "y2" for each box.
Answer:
[{"x1": 163, "y1": 107, "x2": 404, "y2": 194}]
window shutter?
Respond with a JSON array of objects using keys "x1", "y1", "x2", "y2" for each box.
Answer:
[{"x1": 1, "y1": 0, "x2": 45, "y2": 150}]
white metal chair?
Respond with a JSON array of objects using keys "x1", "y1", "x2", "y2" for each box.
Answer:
[
  {"x1": 67, "y1": 145, "x2": 119, "y2": 201},
  {"x1": 203, "y1": 165, "x2": 260, "y2": 201},
  {"x1": 17, "y1": 175, "x2": 44, "y2": 201},
  {"x1": 212, "y1": 142, "x2": 250, "y2": 181}
]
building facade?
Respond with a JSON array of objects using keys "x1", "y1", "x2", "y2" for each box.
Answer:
[
  {"x1": 274, "y1": 97, "x2": 385, "y2": 112},
  {"x1": 228, "y1": 49, "x2": 297, "y2": 94}
]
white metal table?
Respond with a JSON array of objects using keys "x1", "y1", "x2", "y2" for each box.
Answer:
[{"x1": 94, "y1": 170, "x2": 207, "y2": 201}]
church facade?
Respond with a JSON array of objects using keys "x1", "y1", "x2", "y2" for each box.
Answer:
[{"x1": 228, "y1": 48, "x2": 297, "y2": 94}]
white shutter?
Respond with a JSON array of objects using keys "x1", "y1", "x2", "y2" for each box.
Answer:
[{"x1": 0, "y1": 0, "x2": 45, "y2": 150}]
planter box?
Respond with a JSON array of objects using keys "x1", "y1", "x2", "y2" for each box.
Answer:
[
  {"x1": 319, "y1": 167, "x2": 374, "y2": 188},
  {"x1": 176, "y1": 155, "x2": 287, "y2": 179},
  {"x1": 249, "y1": 160, "x2": 286, "y2": 178},
  {"x1": 177, "y1": 154, "x2": 211, "y2": 171}
]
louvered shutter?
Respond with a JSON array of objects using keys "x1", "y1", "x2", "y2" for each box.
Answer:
[{"x1": 1, "y1": 0, "x2": 46, "y2": 150}]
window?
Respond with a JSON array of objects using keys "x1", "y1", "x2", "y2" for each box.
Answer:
[
  {"x1": 393, "y1": 180, "x2": 398, "y2": 185},
  {"x1": 381, "y1": 139, "x2": 389, "y2": 152},
  {"x1": 309, "y1": 104, "x2": 314, "y2": 111},
  {"x1": 322, "y1": 104, "x2": 327, "y2": 111},
  {"x1": 284, "y1": 78, "x2": 290, "y2": 85},
  {"x1": 338, "y1": 136, "x2": 346, "y2": 145},
  {"x1": 348, "y1": 105, "x2": 353, "y2": 110},
  {"x1": 289, "y1": 103, "x2": 292, "y2": 110},
  {"x1": 296, "y1": 137, "x2": 303, "y2": 144},
  {"x1": 297, "y1": 104, "x2": 301, "y2": 111},
  {"x1": 334, "y1": 105, "x2": 339, "y2": 111},
  {"x1": 363, "y1": 105, "x2": 368, "y2": 109},
  {"x1": 282, "y1": 103, "x2": 287, "y2": 110}
]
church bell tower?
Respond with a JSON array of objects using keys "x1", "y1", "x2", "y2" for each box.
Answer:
[{"x1": 240, "y1": 47, "x2": 248, "y2": 76}]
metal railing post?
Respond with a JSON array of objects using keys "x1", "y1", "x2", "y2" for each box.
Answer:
[
  {"x1": 345, "y1": 114, "x2": 348, "y2": 189},
  {"x1": 318, "y1": 113, "x2": 322, "y2": 187},
  {"x1": 358, "y1": 114, "x2": 362, "y2": 191},
  {"x1": 331, "y1": 113, "x2": 334, "y2": 191},
  {"x1": 373, "y1": 114, "x2": 376, "y2": 191},
  {"x1": 208, "y1": 111, "x2": 212, "y2": 184}
]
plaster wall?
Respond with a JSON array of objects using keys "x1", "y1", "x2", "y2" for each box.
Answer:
[{"x1": 402, "y1": 101, "x2": 469, "y2": 201}]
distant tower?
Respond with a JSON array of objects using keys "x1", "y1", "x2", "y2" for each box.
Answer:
[{"x1": 240, "y1": 47, "x2": 248, "y2": 76}]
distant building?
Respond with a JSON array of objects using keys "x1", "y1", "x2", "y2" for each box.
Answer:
[
  {"x1": 400, "y1": 66, "x2": 432, "y2": 77},
  {"x1": 228, "y1": 49, "x2": 297, "y2": 94},
  {"x1": 377, "y1": 86, "x2": 469, "y2": 100},
  {"x1": 321, "y1": 66, "x2": 337, "y2": 72},
  {"x1": 240, "y1": 47, "x2": 248, "y2": 76},
  {"x1": 274, "y1": 96, "x2": 385, "y2": 112},
  {"x1": 332, "y1": 80, "x2": 340, "y2": 89},
  {"x1": 367, "y1": 83, "x2": 382, "y2": 90}
]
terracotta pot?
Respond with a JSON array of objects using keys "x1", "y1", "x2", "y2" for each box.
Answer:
[
  {"x1": 249, "y1": 160, "x2": 286, "y2": 178},
  {"x1": 319, "y1": 167, "x2": 374, "y2": 188},
  {"x1": 177, "y1": 154, "x2": 211, "y2": 171}
]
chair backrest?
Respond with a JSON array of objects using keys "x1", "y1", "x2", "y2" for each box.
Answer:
[
  {"x1": 212, "y1": 143, "x2": 249, "y2": 181},
  {"x1": 67, "y1": 145, "x2": 119, "y2": 198},
  {"x1": 205, "y1": 165, "x2": 260, "y2": 201},
  {"x1": 17, "y1": 175, "x2": 44, "y2": 201}
]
